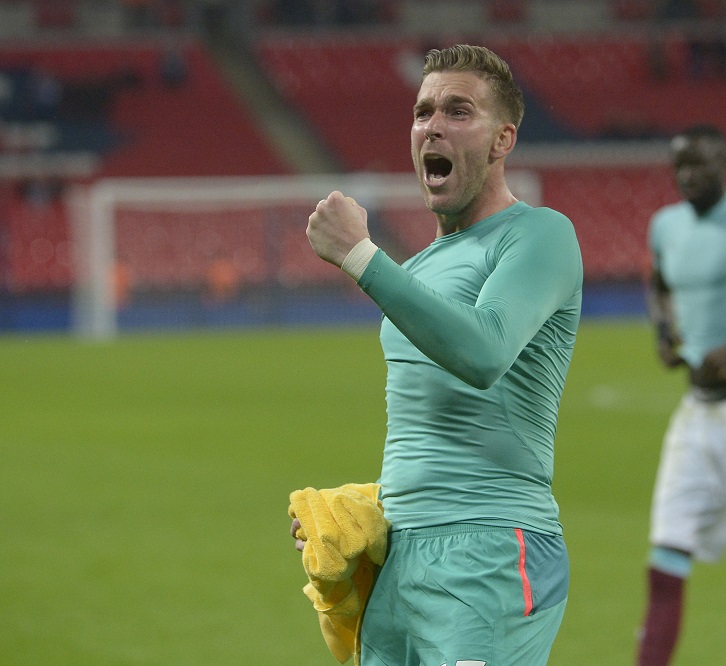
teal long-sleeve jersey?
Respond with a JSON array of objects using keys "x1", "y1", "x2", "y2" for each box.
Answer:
[
  {"x1": 648, "y1": 194, "x2": 726, "y2": 368},
  {"x1": 358, "y1": 201, "x2": 583, "y2": 534}
]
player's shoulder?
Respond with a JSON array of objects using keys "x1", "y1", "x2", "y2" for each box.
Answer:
[
  {"x1": 651, "y1": 201, "x2": 689, "y2": 227},
  {"x1": 648, "y1": 201, "x2": 690, "y2": 250},
  {"x1": 499, "y1": 205, "x2": 580, "y2": 266},
  {"x1": 512, "y1": 204, "x2": 577, "y2": 237}
]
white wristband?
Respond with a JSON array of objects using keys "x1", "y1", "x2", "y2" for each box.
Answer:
[{"x1": 341, "y1": 238, "x2": 378, "y2": 282}]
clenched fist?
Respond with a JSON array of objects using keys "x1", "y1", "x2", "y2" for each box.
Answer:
[{"x1": 307, "y1": 191, "x2": 370, "y2": 267}]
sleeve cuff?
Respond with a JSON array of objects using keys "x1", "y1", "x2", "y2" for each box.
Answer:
[{"x1": 341, "y1": 238, "x2": 379, "y2": 283}]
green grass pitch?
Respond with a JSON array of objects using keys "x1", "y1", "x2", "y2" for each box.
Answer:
[{"x1": 1, "y1": 321, "x2": 724, "y2": 664}]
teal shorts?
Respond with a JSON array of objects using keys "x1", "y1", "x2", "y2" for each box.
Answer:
[{"x1": 360, "y1": 524, "x2": 569, "y2": 666}]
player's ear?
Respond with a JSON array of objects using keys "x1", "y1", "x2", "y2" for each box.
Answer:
[{"x1": 490, "y1": 123, "x2": 517, "y2": 160}]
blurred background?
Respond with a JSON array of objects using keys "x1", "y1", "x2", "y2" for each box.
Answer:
[{"x1": 1, "y1": 0, "x2": 724, "y2": 336}]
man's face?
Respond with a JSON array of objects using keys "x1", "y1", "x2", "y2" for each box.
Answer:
[
  {"x1": 411, "y1": 70, "x2": 503, "y2": 217},
  {"x1": 672, "y1": 135, "x2": 725, "y2": 212}
]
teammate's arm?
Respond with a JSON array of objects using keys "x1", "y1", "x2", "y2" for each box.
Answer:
[{"x1": 647, "y1": 267, "x2": 685, "y2": 369}]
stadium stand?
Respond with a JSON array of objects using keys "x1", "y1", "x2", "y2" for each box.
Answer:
[
  {"x1": 0, "y1": 37, "x2": 292, "y2": 300},
  {"x1": 114, "y1": 206, "x2": 271, "y2": 292},
  {"x1": 252, "y1": 31, "x2": 720, "y2": 283},
  {"x1": 0, "y1": 39, "x2": 291, "y2": 178},
  {"x1": 1, "y1": 0, "x2": 722, "y2": 329},
  {"x1": 98, "y1": 41, "x2": 293, "y2": 178},
  {"x1": 5, "y1": 185, "x2": 72, "y2": 293},
  {"x1": 255, "y1": 36, "x2": 417, "y2": 173},
  {"x1": 255, "y1": 32, "x2": 726, "y2": 156},
  {"x1": 494, "y1": 35, "x2": 726, "y2": 139},
  {"x1": 539, "y1": 165, "x2": 678, "y2": 280}
]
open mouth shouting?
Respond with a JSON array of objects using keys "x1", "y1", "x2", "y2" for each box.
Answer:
[{"x1": 423, "y1": 154, "x2": 453, "y2": 187}]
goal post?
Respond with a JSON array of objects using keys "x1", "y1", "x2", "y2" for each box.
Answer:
[{"x1": 68, "y1": 172, "x2": 542, "y2": 339}]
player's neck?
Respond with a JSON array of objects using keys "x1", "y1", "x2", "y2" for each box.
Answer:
[
  {"x1": 436, "y1": 183, "x2": 518, "y2": 237},
  {"x1": 689, "y1": 188, "x2": 724, "y2": 216}
]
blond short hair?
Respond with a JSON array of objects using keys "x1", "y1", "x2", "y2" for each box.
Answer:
[{"x1": 423, "y1": 44, "x2": 525, "y2": 129}]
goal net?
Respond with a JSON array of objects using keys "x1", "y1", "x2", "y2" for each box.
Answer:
[{"x1": 68, "y1": 172, "x2": 541, "y2": 338}]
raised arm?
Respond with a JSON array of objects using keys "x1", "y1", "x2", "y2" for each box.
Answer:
[{"x1": 358, "y1": 213, "x2": 581, "y2": 389}]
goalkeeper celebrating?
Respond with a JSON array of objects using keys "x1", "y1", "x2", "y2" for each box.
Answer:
[{"x1": 295, "y1": 44, "x2": 582, "y2": 666}]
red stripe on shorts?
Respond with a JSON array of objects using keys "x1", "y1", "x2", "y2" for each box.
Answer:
[{"x1": 515, "y1": 528, "x2": 534, "y2": 617}]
